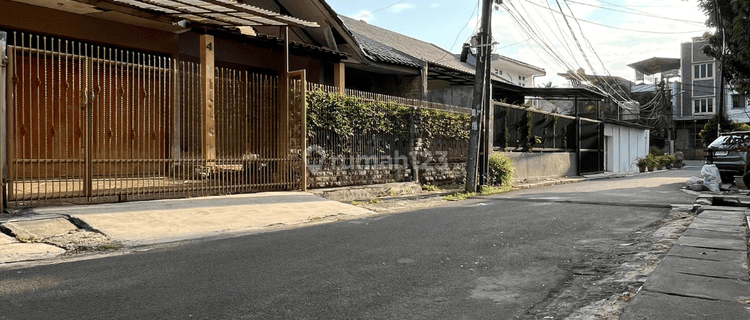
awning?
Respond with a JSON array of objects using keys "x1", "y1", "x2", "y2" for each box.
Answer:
[
  {"x1": 627, "y1": 57, "x2": 680, "y2": 76},
  {"x1": 102, "y1": 0, "x2": 319, "y2": 28}
]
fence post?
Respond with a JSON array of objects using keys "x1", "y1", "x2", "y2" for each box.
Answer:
[
  {"x1": 0, "y1": 30, "x2": 6, "y2": 210},
  {"x1": 409, "y1": 109, "x2": 419, "y2": 183},
  {"x1": 171, "y1": 58, "x2": 181, "y2": 178},
  {"x1": 200, "y1": 34, "x2": 216, "y2": 167},
  {"x1": 575, "y1": 96, "x2": 581, "y2": 176}
]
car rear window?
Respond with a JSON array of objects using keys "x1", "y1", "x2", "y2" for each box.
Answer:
[{"x1": 709, "y1": 134, "x2": 750, "y2": 149}]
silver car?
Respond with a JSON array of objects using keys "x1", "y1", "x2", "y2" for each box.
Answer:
[{"x1": 707, "y1": 131, "x2": 750, "y2": 183}]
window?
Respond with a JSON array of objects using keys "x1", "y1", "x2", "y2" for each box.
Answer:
[
  {"x1": 518, "y1": 75, "x2": 522, "y2": 80},
  {"x1": 732, "y1": 94, "x2": 747, "y2": 109},
  {"x1": 693, "y1": 98, "x2": 714, "y2": 114},
  {"x1": 694, "y1": 63, "x2": 713, "y2": 79}
]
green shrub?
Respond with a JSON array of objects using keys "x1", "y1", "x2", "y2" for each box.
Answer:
[
  {"x1": 657, "y1": 154, "x2": 674, "y2": 166},
  {"x1": 479, "y1": 185, "x2": 505, "y2": 196},
  {"x1": 444, "y1": 191, "x2": 475, "y2": 201},
  {"x1": 644, "y1": 154, "x2": 659, "y2": 167},
  {"x1": 488, "y1": 153, "x2": 514, "y2": 192}
]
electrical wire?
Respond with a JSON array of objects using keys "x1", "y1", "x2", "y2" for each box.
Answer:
[
  {"x1": 435, "y1": 0, "x2": 480, "y2": 63},
  {"x1": 520, "y1": 0, "x2": 708, "y2": 34},
  {"x1": 564, "y1": 0, "x2": 706, "y2": 25}
]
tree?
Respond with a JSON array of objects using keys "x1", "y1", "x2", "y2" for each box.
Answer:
[
  {"x1": 538, "y1": 81, "x2": 555, "y2": 88},
  {"x1": 699, "y1": 115, "x2": 750, "y2": 145},
  {"x1": 697, "y1": 0, "x2": 750, "y2": 95}
]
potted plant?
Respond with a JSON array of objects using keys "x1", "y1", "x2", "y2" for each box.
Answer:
[
  {"x1": 656, "y1": 154, "x2": 666, "y2": 170},
  {"x1": 636, "y1": 157, "x2": 648, "y2": 172},
  {"x1": 645, "y1": 154, "x2": 657, "y2": 171}
]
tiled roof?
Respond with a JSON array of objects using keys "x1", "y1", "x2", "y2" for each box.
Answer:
[
  {"x1": 340, "y1": 16, "x2": 476, "y2": 74},
  {"x1": 349, "y1": 31, "x2": 421, "y2": 68}
]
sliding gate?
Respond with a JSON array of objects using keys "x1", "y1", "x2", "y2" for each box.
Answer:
[{"x1": 4, "y1": 32, "x2": 305, "y2": 207}]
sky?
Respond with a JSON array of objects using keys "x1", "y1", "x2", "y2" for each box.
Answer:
[{"x1": 326, "y1": 0, "x2": 712, "y2": 87}]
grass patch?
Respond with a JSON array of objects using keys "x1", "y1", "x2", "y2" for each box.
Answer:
[
  {"x1": 444, "y1": 192, "x2": 476, "y2": 201},
  {"x1": 369, "y1": 198, "x2": 381, "y2": 204},
  {"x1": 351, "y1": 201, "x2": 362, "y2": 206},
  {"x1": 422, "y1": 184, "x2": 441, "y2": 192},
  {"x1": 98, "y1": 245, "x2": 119, "y2": 250},
  {"x1": 479, "y1": 185, "x2": 511, "y2": 196}
]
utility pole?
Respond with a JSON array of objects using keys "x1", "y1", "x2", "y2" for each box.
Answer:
[
  {"x1": 714, "y1": 0, "x2": 725, "y2": 136},
  {"x1": 466, "y1": 0, "x2": 493, "y2": 193}
]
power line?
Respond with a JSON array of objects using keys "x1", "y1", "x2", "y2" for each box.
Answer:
[
  {"x1": 435, "y1": 0, "x2": 480, "y2": 62},
  {"x1": 565, "y1": 0, "x2": 705, "y2": 25},
  {"x1": 520, "y1": 0, "x2": 707, "y2": 34},
  {"x1": 356, "y1": 0, "x2": 407, "y2": 17}
]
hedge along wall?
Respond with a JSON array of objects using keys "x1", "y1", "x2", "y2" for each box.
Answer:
[{"x1": 306, "y1": 85, "x2": 470, "y2": 188}]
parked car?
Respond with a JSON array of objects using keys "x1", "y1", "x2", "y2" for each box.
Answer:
[{"x1": 706, "y1": 131, "x2": 750, "y2": 183}]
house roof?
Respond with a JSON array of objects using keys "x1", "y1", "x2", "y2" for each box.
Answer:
[
  {"x1": 339, "y1": 15, "x2": 524, "y2": 89},
  {"x1": 491, "y1": 54, "x2": 546, "y2": 75},
  {"x1": 348, "y1": 31, "x2": 422, "y2": 68},
  {"x1": 106, "y1": 0, "x2": 319, "y2": 28},
  {"x1": 339, "y1": 16, "x2": 478, "y2": 74}
]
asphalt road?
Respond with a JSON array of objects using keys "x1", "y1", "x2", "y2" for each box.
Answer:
[{"x1": 0, "y1": 167, "x2": 699, "y2": 319}]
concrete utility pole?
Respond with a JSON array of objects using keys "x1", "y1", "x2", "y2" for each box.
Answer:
[{"x1": 466, "y1": 0, "x2": 494, "y2": 193}]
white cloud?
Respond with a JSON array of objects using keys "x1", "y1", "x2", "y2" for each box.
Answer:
[
  {"x1": 390, "y1": 3, "x2": 415, "y2": 13},
  {"x1": 352, "y1": 9, "x2": 374, "y2": 23}
]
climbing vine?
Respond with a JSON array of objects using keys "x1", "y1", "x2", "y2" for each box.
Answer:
[{"x1": 306, "y1": 89, "x2": 469, "y2": 145}]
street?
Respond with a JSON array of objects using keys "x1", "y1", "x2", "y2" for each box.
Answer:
[{"x1": 0, "y1": 167, "x2": 699, "y2": 319}]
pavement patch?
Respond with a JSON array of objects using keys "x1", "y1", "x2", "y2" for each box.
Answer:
[
  {"x1": 620, "y1": 291, "x2": 750, "y2": 320},
  {"x1": 1, "y1": 218, "x2": 78, "y2": 241},
  {"x1": 643, "y1": 266, "x2": 750, "y2": 302},
  {"x1": 656, "y1": 255, "x2": 748, "y2": 280},
  {"x1": 688, "y1": 220, "x2": 745, "y2": 233},
  {"x1": 0, "y1": 243, "x2": 66, "y2": 264},
  {"x1": 0, "y1": 277, "x2": 62, "y2": 296},
  {"x1": 667, "y1": 245, "x2": 747, "y2": 263},
  {"x1": 0, "y1": 233, "x2": 16, "y2": 245},
  {"x1": 691, "y1": 216, "x2": 744, "y2": 227},
  {"x1": 677, "y1": 236, "x2": 747, "y2": 251},
  {"x1": 681, "y1": 228, "x2": 746, "y2": 240}
]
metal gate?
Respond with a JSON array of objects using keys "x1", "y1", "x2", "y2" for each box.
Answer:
[{"x1": 4, "y1": 32, "x2": 305, "y2": 207}]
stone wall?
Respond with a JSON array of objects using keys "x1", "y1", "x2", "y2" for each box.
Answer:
[
  {"x1": 418, "y1": 162, "x2": 467, "y2": 186},
  {"x1": 307, "y1": 165, "x2": 412, "y2": 189},
  {"x1": 307, "y1": 161, "x2": 467, "y2": 189}
]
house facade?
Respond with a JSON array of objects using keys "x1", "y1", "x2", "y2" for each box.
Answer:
[
  {"x1": 489, "y1": 54, "x2": 546, "y2": 87},
  {"x1": 675, "y1": 36, "x2": 750, "y2": 158},
  {"x1": 0, "y1": 0, "x2": 357, "y2": 207}
]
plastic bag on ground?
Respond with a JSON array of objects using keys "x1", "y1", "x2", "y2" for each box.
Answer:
[
  {"x1": 700, "y1": 164, "x2": 721, "y2": 192},
  {"x1": 685, "y1": 176, "x2": 707, "y2": 191}
]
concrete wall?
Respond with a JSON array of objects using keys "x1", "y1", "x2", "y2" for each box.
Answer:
[
  {"x1": 604, "y1": 124, "x2": 649, "y2": 172},
  {"x1": 499, "y1": 152, "x2": 577, "y2": 182}
]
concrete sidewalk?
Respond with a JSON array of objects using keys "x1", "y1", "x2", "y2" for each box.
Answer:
[
  {"x1": 620, "y1": 195, "x2": 750, "y2": 319},
  {"x1": 1, "y1": 191, "x2": 373, "y2": 264}
]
